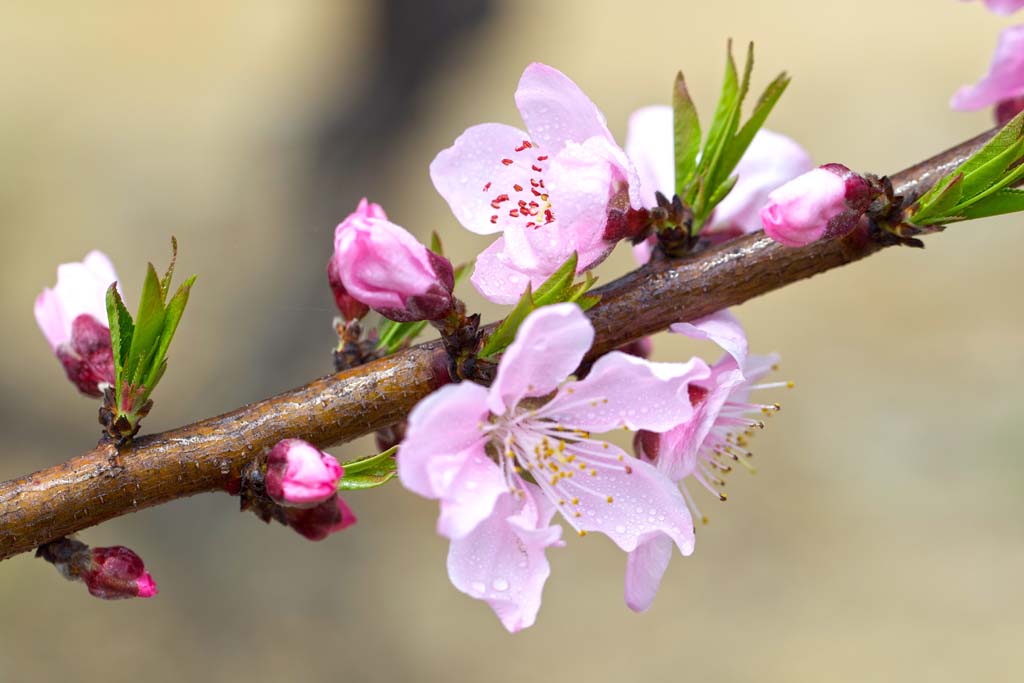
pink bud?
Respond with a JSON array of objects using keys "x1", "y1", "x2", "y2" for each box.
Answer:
[
  {"x1": 284, "y1": 494, "x2": 357, "y2": 541},
  {"x1": 760, "y1": 164, "x2": 874, "y2": 247},
  {"x1": 83, "y1": 546, "x2": 158, "y2": 599},
  {"x1": 55, "y1": 314, "x2": 116, "y2": 396},
  {"x1": 327, "y1": 256, "x2": 370, "y2": 322},
  {"x1": 331, "y1": 198, "x2": 455, "y2": 323},
  {"x1": 265, "y1": 439, "x2": 343, "y2": 507},
  {"x1": 35, "y1": 251, "x2": 119, "y2": 396}
]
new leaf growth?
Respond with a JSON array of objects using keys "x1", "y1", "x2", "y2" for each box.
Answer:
[{"x1": 103, "y1": 238, "x2": 196, "y2": 443}]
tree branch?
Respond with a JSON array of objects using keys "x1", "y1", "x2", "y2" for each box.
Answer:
[{"x1": 0, "y1": 127, "x2": 996, "y2": 562}]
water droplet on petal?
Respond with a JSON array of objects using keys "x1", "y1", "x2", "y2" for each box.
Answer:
[
  {"x1": 615, "y1": 525, "x2": 626, "y2": 534},
  {"x1": 471, "y1": 581, "x2": 486, "y2": 594},
  {"x1": 492, "y1": 578, "x2": 510, "y2": 592}
]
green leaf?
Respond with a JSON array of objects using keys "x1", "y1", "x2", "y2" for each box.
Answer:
[
  {"x1": 673, "y1": 71, "x2": 701, "y2": 196},
  {"x1": 478, "y1": 284, "x2": 537, "y2": 359},
  {"x1": 376, "y1": 319, "x2": 429, "y2": 355},
  {"x1": 719, "y1": 71, "x2": 790, "y2": 180},
  {"x1": 143, "y1": 275, "x2": 195, "y2": 389},
  {"x1": 127, "y1": 264, "x2": 167, "y2": 380},
  {"x1": 707, "y1": 173, "x2": 739, "y2": 208},
  {"x1": 429, "y1": 231, "x2": 444, "y2": 256},
  {"x1": 160, "y1": 236, "x2": 178, "y2": 300},
  {"x1": 532, "y1": 251, "x2": 578, "y2": 306},
  {"x1": 105, "y1": 283, "x2": 134, "y2": 373},
  {"x1": 338, "y1": 446, "x2": 398, "y2": 490},
  {"x1": 957, "y1": 187, "x2": 1024, "y2": 220},
  {"x1": 341, "y1": 446, "x2": 398, "y2": 474},
  {"x1": 911, "y1": 173, "x2": 964, "y2": 224}
]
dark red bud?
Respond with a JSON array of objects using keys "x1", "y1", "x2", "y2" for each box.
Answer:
[{"x1": 327, "y1": 258, "x2": 369, "y2": 321}]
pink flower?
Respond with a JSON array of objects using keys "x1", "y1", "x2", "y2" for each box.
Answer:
[
  {"x1": 625, "y1": 311, "x2": 783, "y2": 611},
  {"x1": 83, "y1": 546, "x2": 159, "y2": 600},
  {"x1": 331, "y1": 199, "x2": 455, "y2": 322},
  {"x1": 265, "y1": 439, "x2": 344, "y2": 507},
  {"x1": 284, "y1": 495, "x2": 358, "y2": 541},
  {"x1": 962, "y1": 0, "x2": 1024, "y2": 15},
  {"x1": 430, "y1": 63, "x2": 640, "y2": 304},
  {"x1": 951, "y1": 25, "x2": 1024, "y2": 124},
  {"x1": 34, "y1": 251, "x2": 118, "y2": 396},
  {"x1": 398, "y1": 303, "x2": 710, "y2": 630},
  {"x1": 625, "y1": 105, "x2": 812, "y2": 262},
  {"x1": 327, "y1": 257, "x2": 370, "y2": 322},
  {"x1": 760, "y1": 164, "x2": 874, "y2": 247}
]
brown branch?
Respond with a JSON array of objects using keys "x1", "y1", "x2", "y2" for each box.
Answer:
[{"x1": 0, "y1": 127, "x2": 997, "y2": 562}]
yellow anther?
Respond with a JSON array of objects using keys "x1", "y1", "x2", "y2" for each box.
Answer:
[
  {"x1": 606, "y1": 496, "x2": 613, "y2": 504},
  {"x1": 572, "y1": 497, "x2": 579, "y2": 505},
  {"x1": 577, "y1": 529, "x2": 586, "y2": 536}
]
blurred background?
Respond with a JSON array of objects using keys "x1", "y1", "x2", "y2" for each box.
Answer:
[{"x1": 2, "y1": 1, "x2": 1022, "y2": 680}]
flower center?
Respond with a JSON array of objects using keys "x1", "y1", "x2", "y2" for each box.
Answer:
[{"x1": 484, "y1": 139, "x2": 554, "y2": 229}]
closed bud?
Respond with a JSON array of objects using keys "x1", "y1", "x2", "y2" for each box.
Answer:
[
  {"x1": 265, "y1": 439, "x2": 343, "y2": 508},
  {"x1": 34, "y1": 251, "x2": 119, "y2": 396},
  {"x1": 83, "y1": 546, "x2": 159, "y2": 599},
  {"x1": 327, "y1": 257, "x2": 370, "y2": 322},
  {"x1": 331, "y1": 198, "x2": 455, "y2": 323},
  {"x1": 760, "y1": 164, "x2": 875, "y2": 247},
  {"x1": 284, "y1": 494, "x2": 357, "y2": 541}
]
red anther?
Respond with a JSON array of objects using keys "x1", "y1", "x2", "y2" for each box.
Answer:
[
  {"x1": 532, "y1": 165, "x2": 543, "y2": 172},
  {"x1": 530, "y1": 179, "x2": 540, "y2": 187},
  {"x1": 544, "y1": 209, "x2": 554, "y2": 223},
  {"x1": 482, "y1": 182, "x2": 491, "y2": 192},
  {"x1": 531, "y1": 189, "x2": 542, "y2": 197},
  {"x1": 501, "y1": 158, "x2": 514, "y2": 166},
  {"x1": 513, "y1": 184, "x2": 523, "y2": 192},
  {"x1": 536, "y1": 155, "x2": 548, "y2": 161},
  {"x1": 509, "y1": 209, "x2": 520, "y2": 217},
  {"x1": 490, "y1": 215, "x2": 498, "y2": 224},
  {"x1": 514, "y1": 140, "x2": 533, "y2": 152}
]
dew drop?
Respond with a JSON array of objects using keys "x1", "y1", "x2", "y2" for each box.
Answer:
[
  {"x1": 471, "y1": 581, "x2": 486, "y2": 594},
  {"x1": 492, "y1": 578, "x2": 510, "y2": 592},
  {"x1": 615, "y1": 525, "x2": 626, "y2": 534},
  {"x1": 465, "y1": 481, "x2": 478, "y2": 490}
]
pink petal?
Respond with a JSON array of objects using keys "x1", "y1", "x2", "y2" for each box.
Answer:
[
  {"x1": 542, "y1": 352, "x2": 710, "y2": 433},
  {"x1": 625, "y1": 105, "x2": 674, "y2": 207},
  {"x1": 437, "y1": 450, "x2": 509, "y2": 540},
  {"x1": 951, "y1": 25, "x2": 1024, "y2": 110},
  {"x1": 624, "y1": 533, "x2": 674, "y2": 612},
  {"x1": 446, "y1": 486, "x2": 563, "y2": 632},
  {"x1": 82, "y1": 250, "x2": 118, "y2": 288},
  {"x1": 430, "y1": 122, "x2": 535, "y2": 236},
  {"x1": 670, "y1": 309, "x2": 748, "y2": 367},
  {"x1": 966, "y1": 0, "x2": 1024, "y2": 15},
  {"x1": 545, "y1": 137, "x2": 633, "y2": 263},
  {"x1": 487, "y1": 303, "x2": 594, "y2": 415},
  {"x1": 398, "y1": 382, "x2": 491, "y2": 499},
  {"x1": 469, "y1": 236, "x2": 538, "y2": 305},
  {"x1": 54, "y1": 261, "x2": 115, "y2": 328},
  {"x1": 709, "y1": 129, "x2": 813, "y2": 234},
  {"x1": 632, "y1": 234, "x2": 656, "y2": 266},
  {"x1": 514, "y1": 63, "x2": 614, "y2": 154},
  {"x1": 34, "y1": 289, "x2": 69, "y2": 351},
  {"x1": 549, "y1": 440, "x2": 694, "y2": 554}
]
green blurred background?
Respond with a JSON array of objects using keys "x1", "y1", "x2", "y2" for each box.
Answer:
[{"x1": 2, "y1": 1, "x2": 1022, "y2": 680}]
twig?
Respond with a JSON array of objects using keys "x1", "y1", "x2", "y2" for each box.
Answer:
[{"x1": 0, "y1": 127, "x2": 996, "y2": 561}]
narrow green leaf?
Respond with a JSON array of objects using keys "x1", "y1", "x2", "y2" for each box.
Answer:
[
  {"x1": 959, "y1": 136, "x2": 1024, "y2": 199},
  {"x1": 478, "y1": 285, "x2": 537, "y2": 359},
  {"x1": 429, "y1": 231, "x2": 444, "y2": 256},
  {"x1": 160, "y1": 236, "x2": 178, "y2": 301},
  {"x1": 376, "y1": 319, "x2": 429, "y2": 355},
  {"x1": 105, "y1": 283, "x2": 134, "y2": 372},
  {"x1": 694, "y1": 42, "x2": 739, "y2": 192},
  {"x1": 143, "y1": 275, "x2": 195, "y2": 389},
  {"x1": 673, "y1": 71, "x2": 701, "y2": 196},
  {"x1": 342, "y1": 446, "x2": 398, "y2": 475},
  {"x1": 336, "y1": 469, "x2": 397, "y2": 491},
  {"x1": 126, "y1": 263, "x2": 167, "y2": 382},
  {"x1": 957, "y1": 187, "x2": 1024, "y2": 220},
  {"x1": 719, "y1": 71, "x2": 791, "y2": 179},
  {"x1": 707, "y1": 173, "x2": 739, "y2": 209},
  {"x1": 532, "y1": 251, "x2": 578, "y2": 306},
  {"x1": 911, "y1": 173, "x2": 965, "y2": 224},
  {"x1": 574, "y1": 294, "x2": 601, "y2": 311},
  {"x1": 956, "y1": 108, "x2": 1024, "y2": 179}
]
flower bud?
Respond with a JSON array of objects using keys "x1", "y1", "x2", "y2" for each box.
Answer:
[
  {"x1": 265, "y1": 439, "x2": 343, "y2": 508},
  {"x1": 83, "y1": 546, "x2": 159, "y2": 599},
  {"x1": 760, "y1": 164, "x2": 874, "y2": 247},
  {"x1": 327, "y1": 256, "x2": 370, "y2": 322},
  {"x1": 284, "y1": 494, "x2": 357, "y2": 541},
  {"x1": 331, "y1": 198, "x2": 455, "y2": 323},
  {"x1": 34, "y1": 251, "x2": 119, "y2": 396}
]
